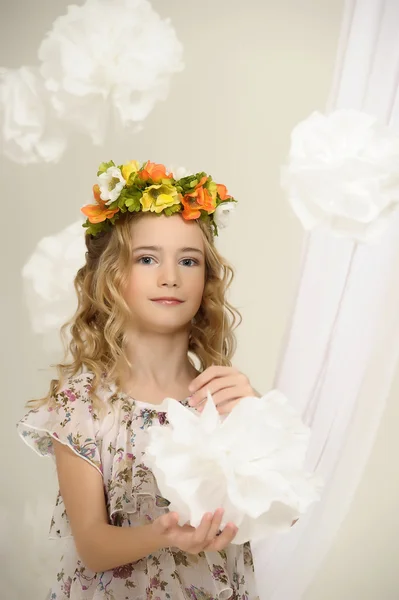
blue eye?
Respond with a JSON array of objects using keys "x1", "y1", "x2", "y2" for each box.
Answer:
[
  {"x1": 138, "y1": 256, "x2": 155, "y2": 265},
  {"x1": 180, "y1": 258, "x2": 198, "y2": 267}
]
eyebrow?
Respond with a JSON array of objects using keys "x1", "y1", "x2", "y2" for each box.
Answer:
[{"x1": 132, "y1": 245, "x2": 204, "y2": 255}]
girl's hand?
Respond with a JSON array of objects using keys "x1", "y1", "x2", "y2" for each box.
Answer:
[
  {"x1": 152, "y1": 509, "x2": 238, "y2": 554},
  {"x1": 188, "y1": 366, "x2": 259, "y2": 414}
]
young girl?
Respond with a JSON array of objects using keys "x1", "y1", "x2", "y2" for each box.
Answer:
[{"x1": 18, "y1": 160, "x2": 260, "y2": 600}]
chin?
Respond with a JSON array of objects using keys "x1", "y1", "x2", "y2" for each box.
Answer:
[
  {"x1": 135, "y1": 314, "x2": 191, "y2": 335},
  {"x1": 151, "y1": 321, "x2": 190, "y2": 335}
]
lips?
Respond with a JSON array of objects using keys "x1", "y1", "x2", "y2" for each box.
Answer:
[{"x1": 151, "y1": 297, "x2": 184, "y2": 305}]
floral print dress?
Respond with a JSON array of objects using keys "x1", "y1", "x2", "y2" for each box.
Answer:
[{"x1": 17, "y1": 372, "x2": 259, "y2": 600}]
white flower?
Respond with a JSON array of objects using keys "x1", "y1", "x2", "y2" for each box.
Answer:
[
  {"x1": 22, "y1": 221, "x2": 86, "y2": 354},
  {"x1": 38, "y1": 0, "x2": 184, "y2": 144},
  {"x1": 213, "y1": 200, "x2": 236, "y2": 229},
  {"x1": 0, "y1": 66, "x2": 66, "y2": 164},
  {"x1": 281, "y1": 109, "x2": 399, "y2": 243},
  {"x1": 144, "y1": 390, "x2": 322, "y2": 545},
  {"x1": 98, "y1": 166, "x2": 126, "y2": 204},
  {"x1": 167, "y1": 164, "x2": 190, "y2": 180}
]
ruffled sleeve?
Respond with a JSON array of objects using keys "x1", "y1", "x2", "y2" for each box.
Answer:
[{"x1": 17, "y1": 373, "x2": 102, "y2": 476}]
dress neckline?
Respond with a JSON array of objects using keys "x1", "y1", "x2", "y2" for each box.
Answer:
[
  {"x1": 123, "y1": 394, "x2": 191, "y2": 411},
  {"x1": 107, "y1": 381, "x2": 191, "y2": 412}
]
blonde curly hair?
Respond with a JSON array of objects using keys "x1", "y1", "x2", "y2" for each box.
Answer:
[{"x1": 32, "y1": 212, "x2": 241, "y2": 409}]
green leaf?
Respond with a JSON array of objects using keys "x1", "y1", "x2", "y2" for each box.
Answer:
[
  {"x1": 97, "y1": 160, "x2": 115, "y2": 176},
  {"x1": 83, "y1": 221, "x2": 106, "y2": 237},
  {"x1": 109, "y1": 213, "x2": 120, "y2": 225},
  {"x1": 162, "y1": 203, "x2": 182, "y2": 217},
  {"x1": 82, "y1": 211, "x2": 124, "y2": 237},
  {"x1": 116, "y1": 189, "x2": 128, "y2": 208},
  {"x1": 126, "y1": 197, "x2": 141, "y2": 211},
  {"x1": 107, "y1": 199, "x2": 119, "y2": 210},
  {"x1": 118, "y1": 186, "x2": 139, "y2": 208},
  {"x1": 126, "y1": 171, "x2": 138, "y2": 186}
]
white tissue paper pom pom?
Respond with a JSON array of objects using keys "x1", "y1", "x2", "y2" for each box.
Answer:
[
  {"x1": 22, "y1": 221, "x2": 86, "y2": 352},
  {"x1": 0, "y1": 67, "x2": 66, "y2": 164},
  {"x1": 281, "y1": 109, "x2": 399, "y2": 243},
  {"x1": 38, "y1": 0, "x2": 184, "y2": 144},
  {"x1": 144, "y1": 390, "x2": 322, "y2": 545}
]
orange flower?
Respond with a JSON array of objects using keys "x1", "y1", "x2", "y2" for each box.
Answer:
[
  {"x1": 181, "y1": 177, "x2": 216, "y2": 220},
  {"x1": 216, "y1": 183, "x2": 232, "y2": 202},
  {"x1": 81, "y1": 184, "x2": 119, "y2": 224},
  {"x1": 181, "y1": 196, "x2": 201, "y2": 220},
  {"x1": 138, "y1": 161, "x2": 173, "y2": 183}
]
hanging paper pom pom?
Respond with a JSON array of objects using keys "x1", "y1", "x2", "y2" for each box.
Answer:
[
  {"x1": 38, "y1": 0, "x2": 184, "y2": 144},
  {"x1": 22, "y1": 221, "x2": 86, "y2": 353},
  {"x1": 144, "y1": 390, "x2": 322, "y2": 545},
  {"x1": 0, "y1": 67, "x2": 66, "y2": 164},
  {"x1": 281, "y1": 109, "x2": 399, "y2": 243}
]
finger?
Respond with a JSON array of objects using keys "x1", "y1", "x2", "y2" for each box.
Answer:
[
  {"x1": 197, "y1": 389, "x2": 244, "y2": 413},
  {"x1": 209, "y1": 523, "x2": 238, "y2": 551},
  {"x1": 189, "y1": 375, "x2": 240, "y2": 406},
  {"x1": 195, "y1": 385, "x2": 245, "y2": 410},
  {"x1": 162, "y1": 512, "x2": 180, "y2": 532},
  {"x1": 193, "y1": 374, "x2": 253, "y2": 407},
  {"x1": 193, "y1": 513, "x2": 213, "y2": 545},
  {"x1": 189, "y1": 366, "x2": 236, "y2": 395},
  {"x1": 204, "y1": 508, "x2": 224, "y2": 544}
]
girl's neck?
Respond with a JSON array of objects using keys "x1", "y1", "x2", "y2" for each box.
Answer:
[{"x1": 121, "y1": 327, "x2": 199, "y2": 396}]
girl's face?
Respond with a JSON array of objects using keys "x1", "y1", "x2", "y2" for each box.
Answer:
[{"x1": 124, "y1": 214, "x2": 206, "y2": 334}]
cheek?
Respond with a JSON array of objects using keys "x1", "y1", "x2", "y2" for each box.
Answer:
[
  {"x1": 123, "y1": 269, "x2": 150, "y2": 306},
  {"x1": 189, "y1": 270, "x2": 205, "y2": 304}
]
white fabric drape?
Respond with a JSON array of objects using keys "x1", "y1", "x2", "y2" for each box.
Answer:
[{"x1": 253, "y1": 1, "x2": 399, "y2": 598}]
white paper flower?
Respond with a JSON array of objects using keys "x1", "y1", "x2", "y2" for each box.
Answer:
[
  {"x1": 98, "y1": 166, "x2": 126, "y2": 204},
  {"x1": 38, "y1": 0, "x2": 184, "y2": 144},
  {"x1": 167, "y1": 164, "x2": 190, "y2": 180},
  {"x1": 0, "y1": 66, "x2": 66, "y2": 164},
  {"x1": 22, "y1": 220, "x2": 86, "y2": 352},
  {"x1": 214, "y1": 200, "x2": 236, "y2": 229},
  {"x1": 281, "y1": 109, "x2": 399, "y2": 243},
  {"x1": 144, "y1": 390, "x2": 322, "y2": 545}
]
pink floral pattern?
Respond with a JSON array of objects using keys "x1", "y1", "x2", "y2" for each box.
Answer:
[{"x1": 17, "y1": 372, "x2": 259, "y2": 599}]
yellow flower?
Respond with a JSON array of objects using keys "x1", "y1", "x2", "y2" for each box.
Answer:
[
  {"x1": 121, "y1": 160, "x2": 140, "y2": 182},
  {"x1": 140, "y1": 183, "x2": 181, "y2": 213}
]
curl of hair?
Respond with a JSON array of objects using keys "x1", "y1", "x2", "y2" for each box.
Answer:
[{"x1": 30, "y1": 213, "x2": 241, "y2": 410}]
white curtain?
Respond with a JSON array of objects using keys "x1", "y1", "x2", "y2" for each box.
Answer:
[{"x1": 253, "y1": 1, "x2": 399, "y2": 598}]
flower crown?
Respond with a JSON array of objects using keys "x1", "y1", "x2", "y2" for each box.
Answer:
[{"x1": 81, "y1": 160, "x2": 237, "y2": 237}]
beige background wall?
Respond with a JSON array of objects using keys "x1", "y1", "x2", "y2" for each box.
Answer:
[{"x1": 1, "y1": 0, "x2": 397, "y2": 598}]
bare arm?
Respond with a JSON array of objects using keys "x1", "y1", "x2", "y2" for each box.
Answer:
[{"x1": 53, "y1": 440, "x2": 165, "y2": 572}]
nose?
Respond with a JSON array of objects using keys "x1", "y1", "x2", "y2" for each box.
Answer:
[{"x1": 158, "y1": 258, "x2": 180, "y2": 288}]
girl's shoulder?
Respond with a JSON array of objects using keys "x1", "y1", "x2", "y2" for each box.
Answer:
[
  {"x1": 17, "y1": 371, "x2": 104, "y2": 472},
  {"x1": 50, "y1": 371, "x2": 116, "y2": 422},
  {"x1": 55, "y1": 370, "x2": 96, "y2": 400},
  {"x1": 54, "y1": 371, "x2": 115, "y2": 404},
  {"x1": 56, "y1": 370, "x2": 94, "y2": 396}
]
